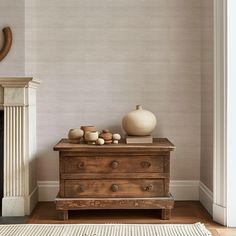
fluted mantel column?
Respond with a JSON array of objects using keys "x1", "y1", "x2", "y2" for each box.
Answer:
[{"x1": 0, "y1": 77, "x2": 40, "y2": 216}]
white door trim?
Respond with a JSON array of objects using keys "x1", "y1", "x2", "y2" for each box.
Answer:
[
  {"x1": 214, "y1": 0, "x2": 236, "y2": 226},
  {"x1": 213, "y1": 0, "x2": 227, "y2": 226},
  {"x1": 226, "y1": 0, "x2": 236, "y2": 227}
]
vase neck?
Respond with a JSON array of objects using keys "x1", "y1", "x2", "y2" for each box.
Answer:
[{"x1": 136, "y1": 105, "x2": 142, "y2": 110}]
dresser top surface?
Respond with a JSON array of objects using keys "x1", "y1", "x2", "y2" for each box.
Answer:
[{"x1": 54, "y1": 138, "x2": 175, "y2": 152}]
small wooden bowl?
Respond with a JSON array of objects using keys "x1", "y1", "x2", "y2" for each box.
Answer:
[{"x1": 80, "y1": 126, "x2": 96, "y2": 133}]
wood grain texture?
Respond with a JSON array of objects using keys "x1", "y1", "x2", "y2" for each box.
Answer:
[
  {"x1": 57, "y1": 210, "x2": 68, "y2": 221},
  {"x1": 161, "y1": 209, "x2": 171, "y2": 220},
  {"x1": 54, "y1": 138, "x2": 174, "y2": 220},
  {"x1": 59, "y1": 155, "x2": 65, "y2": 198},
  {"x1": 61, "y1": 173, "x2": 169, "y2": 179},
  {"x1": 63, "y1": 155, "x2": 165, "y2": 173},
  {"x1": 64, "y1": 179, "x2": 166, "y2": 198},
  {"x1": 55, "y1": 196, "x2": 174, "y2": 210},
  {"x1": 0, "y1": 27, "x2": 12, "y2": 61},
  {"x1": 54, "y1": 138, "x2": 175, "y2": 152}
]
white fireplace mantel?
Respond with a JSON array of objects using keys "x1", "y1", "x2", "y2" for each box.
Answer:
[{"x1": 0, "y1": 77, "x2": 40, "y2": 216}]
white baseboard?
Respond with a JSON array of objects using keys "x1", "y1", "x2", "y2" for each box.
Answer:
[
  {"x1": 26, "y1": 187, "x2": 38, "y2": 215},
  {"x1": 38, "y1": 181, "x2": 59, "y2": 201},
  {"x1": 38, "y1": 180, "x2": 200, "y2": 202},
  {"x1": 199, "y1": 181, "x2": 213, "y2": 215},
  {"x1": 213, "y1": 203, "x2": 227, "y2": 226},
  {"x1": 170, "y1": 180, "x2": 199, "y2": 200}
]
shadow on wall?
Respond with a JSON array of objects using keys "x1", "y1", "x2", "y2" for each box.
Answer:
[{"x1": 36, "y1": 145, "x2": 60, "y2": 181}]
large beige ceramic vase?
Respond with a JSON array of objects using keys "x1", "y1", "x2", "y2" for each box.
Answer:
[{"x1": 122, "y1": 105, "x2": 157, "y2": 136}]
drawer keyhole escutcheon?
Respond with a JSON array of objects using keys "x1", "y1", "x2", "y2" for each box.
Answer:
[
  {"x1": 77, "y1": 161, "x2": 85, "y2": 169},
  {"x1": 141, "y1": 161, "x2": 151, "y2": 168},
  {"x1": 111, "y1": 184, "x2": 119, "y2": 192},
  {"x1": 142, "y1": 184, "x2": 153, "y2": 192},
  {"x1": 78, "y1": 185, "x2": 85, "y2": 193},
  {"x1": 111, "y1": 161, "x2": 119, "y2": 169}
]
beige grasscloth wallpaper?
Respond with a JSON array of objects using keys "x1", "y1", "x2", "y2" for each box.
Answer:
[{"x1": 0, "y1": 0, "x2": 213, "y2": 190}]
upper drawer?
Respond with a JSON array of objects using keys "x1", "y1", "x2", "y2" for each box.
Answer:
[{"x1": 63, "y1": 155, "x2": 167, "y2": 173}]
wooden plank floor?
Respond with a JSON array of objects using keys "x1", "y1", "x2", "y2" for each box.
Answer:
[{"x1": 27, "y1": 201, "x2": 235, "y2": 236}]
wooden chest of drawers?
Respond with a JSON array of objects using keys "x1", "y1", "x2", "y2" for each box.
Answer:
[{"x1": 54, "y1": 138, "x2": 175, "y2": 220}]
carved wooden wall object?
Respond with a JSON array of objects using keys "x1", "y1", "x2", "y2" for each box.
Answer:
[{"x1": 0, "y1": 27, "x2": 12, "y2": 61}]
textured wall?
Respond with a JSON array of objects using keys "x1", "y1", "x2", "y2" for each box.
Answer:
[
  {"x1": 200, "y1": 0, "x2": 214, "y2": 191},
  {"x1": 25, "y1": 0, "x2": 202, "y2": 182},
  {"x1": 0, "y1": 0, "x2": 25, "y2": 75}
]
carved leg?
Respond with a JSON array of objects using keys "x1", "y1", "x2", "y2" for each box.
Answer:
[
  {"x1": 58, "y1": 210, "x2": 68, "y2": 220},
  {"x1": 161, "y1": 209, "x2": 171, "y2": 220}
]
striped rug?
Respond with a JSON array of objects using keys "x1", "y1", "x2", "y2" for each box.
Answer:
[{"x1": 0, "y1": 223, "x2": 211, "y2": 236}]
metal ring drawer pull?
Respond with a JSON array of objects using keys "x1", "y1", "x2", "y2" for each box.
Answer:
[
  {"x1": 77, "y1": 161, "x2": 85, "y2": 169},
  {"x1": 78, "y1": 185, "x2": 85, "y2": 193},
  {"x1": 111, "y1": 184, "x2": 119, "y2": 192},
  {"x1": 141, "y1": 161, "x2": 151, "y2": 168},
  {"x1": 142, "y1": 184, "x2": 153, "y2": 192},
  {"x1": 111, "y1": 160, "x2": 119, "y2": 169}
]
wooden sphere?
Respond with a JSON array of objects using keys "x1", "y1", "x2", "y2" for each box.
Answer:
[
  {"x1": 68, "y1": 128, "x2": 84, "y2": 140},
  {"x1": 96, "y1": 138, "x2": 105, "y2": 145},
  {"x1": 80, "y1": 126, "x2": 96, "y2": 133},
  {"x1": 113, "y1": 133, "x2": 121, "y2": 140},
  {"x1": 99, "y1": 130, "x2": 113, "y2": 141}
]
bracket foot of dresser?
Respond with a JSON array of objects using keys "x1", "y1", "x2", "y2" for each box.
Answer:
[
  {"x1": 161, "y1": 209, "x2": 171, "y2": 220},
  {"x1": 58, "y1": 210, "x2": 68, "y2": 220}
]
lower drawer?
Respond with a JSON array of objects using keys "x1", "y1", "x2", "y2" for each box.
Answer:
[{"x1": 64, "y1": 179, "x2": 168, "y2": 198}]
